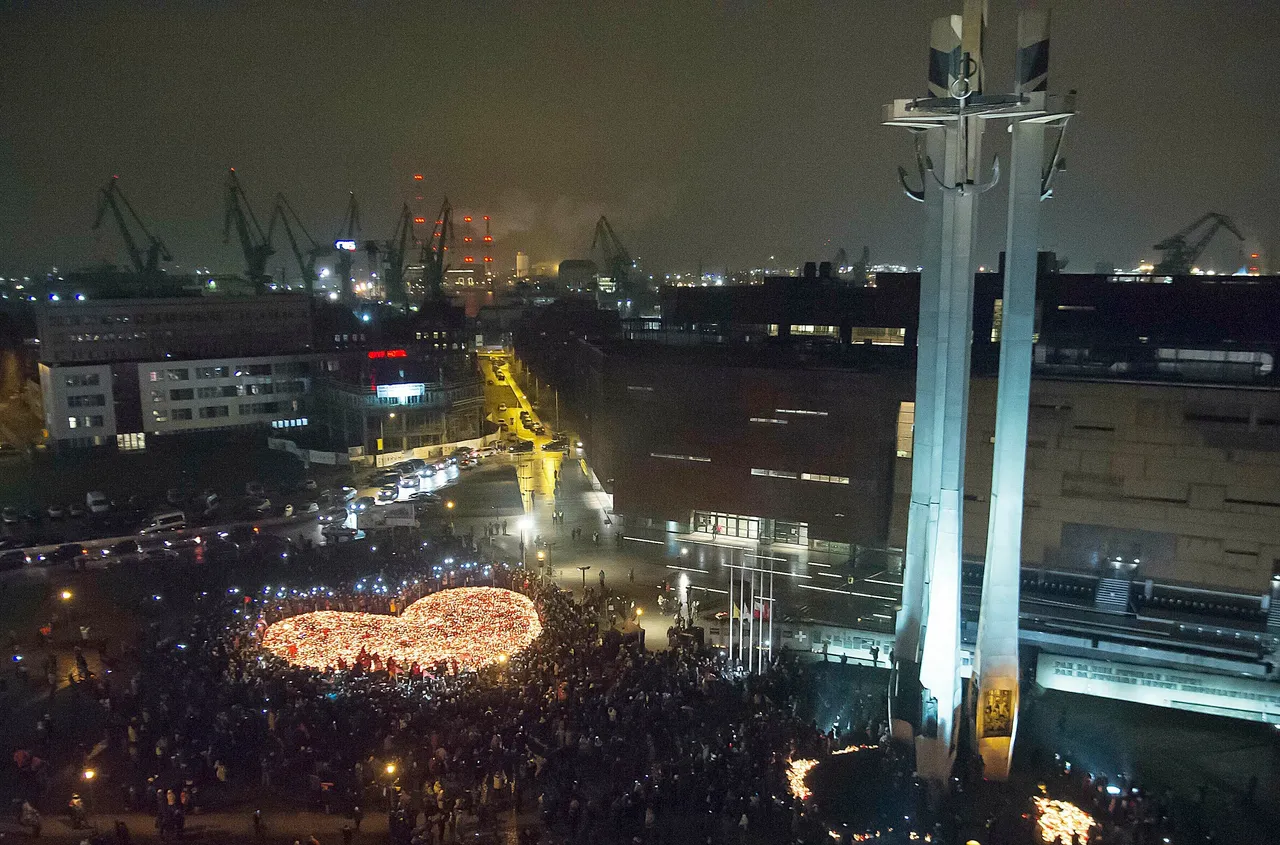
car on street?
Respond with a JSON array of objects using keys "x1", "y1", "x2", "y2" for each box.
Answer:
[
  {"x1": 0, "y1": 549, "x2": 30, "y2": 570},
  {"x1": 375, "y1": 487, "x2": 399, "y2": 504},
  {"x1": 249, "y1": 497, "x2": 272, "y2": 514},
  {"x1": 321, "y1": 525, "x2": 359, "y2": 542},
  {"x1": 408, "y1": 491, "x2": 439, "y2": 503},
  {"x1": 398, "y1": 474, "x2": 419, "y2": 490},
  {"x1": 351, "y1": 496, "x2": 375, "y2": 513},
  {"x1": 371, "y1": 472, "x2": 400, "y2": 488},
  {"x1": 300, "y1": 501, "x2": 320, "y2": 514},
  {"x1": 511, "y1": 439, "x2": 534, "y2": 453},
  {"x1": 36, "y1": 543, "x2": 84, "y2": 565},
  {"x1": 68, "y1": 503, "x2": 85, "y2": 518},
  {"x1": 542, "y1": 438, "x2": 569, "y2": 452},
  {"x1": 46, "y1": 503, "x2": 66, "y2": 519},
  {"x1": 340, "y1": 486, "x2": 358, "y2": 502},
  {"x1": 318, "y1": 506, "x2": 348, "y2": 524},
  {"x1": 2, "y1": 507, "x2": 18, "y2": 524},
  {"x1": 108, "y1": 539, "x2": 142, "y2": 561},
  {"x1": 497, "y1": 403, "x2": 508, "y2": 412}
]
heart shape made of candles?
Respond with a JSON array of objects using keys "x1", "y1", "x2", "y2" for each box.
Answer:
[{"x1": 261, "y1": 586, "x2": 542, "y2": 672}]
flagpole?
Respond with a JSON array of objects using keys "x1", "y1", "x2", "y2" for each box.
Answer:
[
  {"x1": 727, "y1": 554, "x2": 734, "y2": 658},
  {"x1": 747, "y1": 563, "x2": 752, "y2": 676},
  {"x1": 739, "y1": 552, "x2": 746, "y2": 665},
  {"x1": 768, "y1": 557, "x2": 774, "y2": 666}
]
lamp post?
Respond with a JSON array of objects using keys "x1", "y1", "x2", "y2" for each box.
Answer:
[
  {"x1": 82, "y1": 768, "x2": 96, "y2": 830},
  {"x1": 577, "y1": 565, "x2": 590, "y2": 598}
]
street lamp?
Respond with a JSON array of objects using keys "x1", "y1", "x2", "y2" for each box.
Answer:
[
  {"x1": 60, "y1": 590, "x2": 73, "y2": 601},
  {"x1": 577, "y1": 565, "x2": 591, "y2": 596},
  {"x1": 82, "y1": 768, "x2": 96, "y2": 827}
]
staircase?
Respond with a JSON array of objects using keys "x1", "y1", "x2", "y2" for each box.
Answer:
[
  {"x1": 1094, "y1": 577, "x2": 1132, "y2": 614},
  {"x1": 1267, "y1": 602, "x2": 1280, "y2": 630}
]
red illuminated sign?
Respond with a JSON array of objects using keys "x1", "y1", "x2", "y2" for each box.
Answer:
[{"x1": 367, "y1": 349, "x2": 408, "y2": 359}]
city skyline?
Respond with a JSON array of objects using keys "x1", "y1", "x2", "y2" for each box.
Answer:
[{"x1": 1, "y1": 1, "x2": 1277, "y2": 276}]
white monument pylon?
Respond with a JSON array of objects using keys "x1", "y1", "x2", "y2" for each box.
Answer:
[{"x1": 883, "y1": 0, "x2": 1076, "y2": 786}]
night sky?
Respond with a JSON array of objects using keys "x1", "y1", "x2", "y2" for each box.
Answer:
[{"x1": 1, "y1": 1, "x2": 1277, "y2": 277}]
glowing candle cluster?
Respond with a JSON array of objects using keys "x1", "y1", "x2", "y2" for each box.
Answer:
[
  {"x1": 1033, "y1": 797, "x2": 1096, "y2": 844},
  {"x1": 787, "y1": 758, "x2": 819, "y2": 801},
  {"x1": 262, "y1": 587, "x2": 542, "y2": 672}
]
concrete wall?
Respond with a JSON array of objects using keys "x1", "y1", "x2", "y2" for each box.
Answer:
[{"x1": 890, "y1": 377, "x2": 1280, "y2": 593}]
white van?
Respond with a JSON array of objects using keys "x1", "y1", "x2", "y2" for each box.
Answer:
[
  {"x1": 140, "y1": 511, "x2": 186, "y2": 534},
  {"x1": 85, "y1": 491, "x2": 110, "y2": 515}
]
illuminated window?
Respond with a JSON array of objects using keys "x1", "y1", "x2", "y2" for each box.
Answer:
[
  {"x1": 116, "y1": 432, "x2": 146, "y2": 451},
  {"x1": 748, "y1": 417, "x2": 787, "y2": 425},
  {"x1": 650, "y1": 452, "x2": 711, "y2": 463},
  {"x1": 896, "y1": 401, "x2": 915, "y2": 458},
  {"x1": 849, "y1": 327, "x2": 906, "y2": 345},
  {"x1": 990, "y1": 299, "x2": 1003, "y2": 343},
  {"x1": 775, "y1": 408, "x2": 828, "y2": 417},
  {"x1": 750, "y1": 468, "x2": 797, "y2": 479},
  {"x1": 800, "y1": 472, "x2": 850, "y2": 485}
]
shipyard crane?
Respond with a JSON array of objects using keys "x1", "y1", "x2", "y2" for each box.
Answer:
[
  {"x1": 590, "y1": 216, "x2": 633, "y2": 294},
  {"x1": 422, "y1": 198, "x2": 454, "y2": 303},
  {"x1": 93, "y1": 176, "x2": 173, "y2": 276},
  {"x1": 381, "y1": 204, "x2": 417, "y2": 309},
  {"x1": 223, "y1": 169, "x2": 274, "y2": 292},
  {"x1": 333, "y1": 192, "x2": 361, "y2": 303},
  {"x1": 1152, "y1": 212, "x2": 1245, "y2": 275},
  {"x1": 267, "y1": 194, "x2": 331, "y2": 299}
]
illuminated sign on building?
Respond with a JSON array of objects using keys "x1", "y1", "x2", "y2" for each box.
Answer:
[
  {"x1": 367, "y1": 349, "x2": 408, "y2": 359},
  {"x1": 335, "y1": 240, "x2": 358, "y2": 251},
  {"x1": 375, "y1": 383, "x2": 425, "y2": 401}
]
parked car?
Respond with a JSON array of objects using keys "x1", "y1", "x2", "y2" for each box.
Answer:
[
  {"x1": 46, "y1": 503, "x2": 66, "y2": 519},
  {"x1": 249, "y1": 498, "x2": 272, "y2": 514},
  {"x1": 300, "y1": 501, "x2": 320, "y2": 514},
  {"x1": 408, "y1": 491, "x2": 439, "y2": 503},
  {"x1": 2, "y1": 507, "x2": 19, "y2": 524},
  {"x1": 375, "y1": 487, "x2": 399, "y2": 504},
  {"x1": 68, "y1": 503, "x2": 85, "y2": 518},
  {"x1": 542, "y1": 438, "x2": 569, "y2": 452},
  {"x1": 351, "y1": 496, "x2": 375, "y2": 513},
  {"x1": 497, "y1": 403, "x2": 508, "y2": 412}
]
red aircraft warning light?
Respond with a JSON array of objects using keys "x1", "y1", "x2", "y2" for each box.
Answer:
[
  {"x1": 484, "y1": 256, "x2": 493, "y2": 263},
  {"x1": 483, "y1": 215, "x2": 490, "y2": 221},
  {"x1": 462, "y1": 216, "x2": 473, "y2": 223},
  {"x1": 463, "y1": 236, "x2": 473, "y2": 243},
  {"x1": 464, "y1": 256, "x2": 475, "y2": 263},
  {"x1": 414, "y1": 217, "x2": 426, "y2": 224},
  {"x1": 483, "y1": 235, "x2": 493, "y2": 243},
  {"x1": 413, "y1": 174, "x2": 423, "y2": 181}
]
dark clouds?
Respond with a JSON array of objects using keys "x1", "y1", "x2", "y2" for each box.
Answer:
[{"x1": 1, "y1": 1, "x2": 1276, "y2": 276}]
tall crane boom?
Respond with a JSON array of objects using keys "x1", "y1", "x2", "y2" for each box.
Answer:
[
  {"x1": 333, "y1": 192, "x2": 361, "y2": 303},
  {"x1": 590, "y1": 216, "x2": 633, "y2": 294},
  {"x1": 382, "y1": 204, "x2": 416, "y2": 309},
  {"x1": 1153, "y1": 212, "x2": 1245, "y2": 275},
  {"x1": 223, "y1": 169, "x2": 274, "y2": 292},
  {"x1": 267, "y1": 194, "x2": 331, "y2": 299},
  {"x1": 93, "y1": 176, "x2": 172, "y2": 276},
  {"x1": 422, "y1": 198, "x2": 453, "y2": 304}
]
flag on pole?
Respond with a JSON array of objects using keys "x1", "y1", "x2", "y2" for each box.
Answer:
[{"x1": 753, "y1": 599, "x2": 770, "y2": 620}]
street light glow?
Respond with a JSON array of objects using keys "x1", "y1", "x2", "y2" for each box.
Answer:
[
  {"x1": 83, "y1": 769, "x2": 96, "y2": 780},
  {"x1": 60, "y1": 590, "x2": 73, "y2": 600},
  {"x1": 385, "y1": 763, "x2": 396, "y2": 776}
]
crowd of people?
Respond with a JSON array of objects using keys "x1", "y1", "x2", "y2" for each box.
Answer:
[{"x1": 8, "y1": 531, "x2": 890, "y2": 845}]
